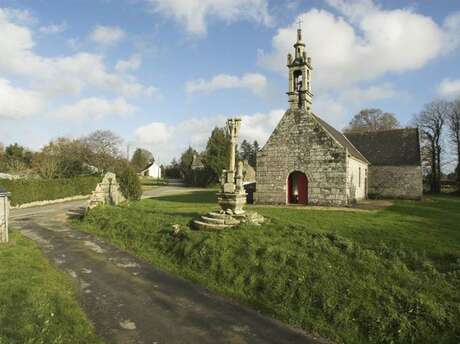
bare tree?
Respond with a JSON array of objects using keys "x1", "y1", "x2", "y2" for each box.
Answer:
[
  {"x1": 84, "y1": 130, "x2": 123, "y2": 173},
  {"x1": 447, "y1": 98, "x2": 460, "y2": 188},
  {"x1": 413, "y1": 100, "x2": 449, "y2": 193},
  {"x1": 344, "y1": 108, "x2": 400, "y2": 133}
]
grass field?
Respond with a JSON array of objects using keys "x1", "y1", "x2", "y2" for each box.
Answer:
[
  {"x1": 0, "y1": 231, "x2": 103, "y2": 344},
  {"x1": 76, "y1": 191, "x2": 460, "y2": 344}
]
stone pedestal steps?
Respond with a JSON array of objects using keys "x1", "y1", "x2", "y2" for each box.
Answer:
[
  {"x1": 191, "y1": 211, "x2": 240, "y2": 230},
  {"x1": 191, "y1": 211, "x2": 265, "y2": 231}
]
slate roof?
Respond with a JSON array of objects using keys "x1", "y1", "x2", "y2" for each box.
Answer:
[
  {"x1": 141, "y1": 160, "x2": 159, "y2": 172},
  {"x1": 312, "y1": 113, "x2": 369, "y2": 163},
  {"x1": 344, "y1": 128, "x2": 421, "y2": 166}
]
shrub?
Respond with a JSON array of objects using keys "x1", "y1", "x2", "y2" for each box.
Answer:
[
  {"x1": 0, "y1": 176, "x2": 100, "y2": 206},
  {"x1": 115, "y1": 163, "x2": 142, "y2": 201}
]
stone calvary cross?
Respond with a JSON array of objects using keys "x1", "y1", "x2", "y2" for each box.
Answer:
[{"x1": 191, "y1": 117, "x2": 264, "y2": 230}]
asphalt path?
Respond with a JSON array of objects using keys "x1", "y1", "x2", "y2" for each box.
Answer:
[{"x1": 10, "y1": 186, "x2": 328, "y2": 344}]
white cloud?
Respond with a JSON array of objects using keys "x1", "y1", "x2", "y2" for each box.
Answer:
[
  {"x1": 135, "y1": 122, "x2": 171, "y2": 144},
  {"x1": 89, "y1": 25, "x2": 126, "y2": 46},
  {"x1": 444, "y1": 11, "x2": 460, "y2": 50},
  {"x1": 0, "y1": 10, "x2": 155, "y2": 98},
  {"x1": 146, "y1": 0, "x2": 272, "y2": 35},
  {"x1": 134, "y1": 109, "x2": 284, "y2": 163},
  {"x1": 39, "y1": 22, "x2": 67, "y2": 34},
  {"x1": 339, "y1": 83, "x2": 397, "y2": 104},
  {"x1": 186, "y1": 73, "x2": 267, "y2": 96},
  {"x1": 54, "y1": 97, "x2": 137, "y2": 120},
  {"x1": 0, "y1": 78, "x2": 45, "y2": 119},
  {"x1": 2, "y1": 8, "x2": 36, "y2": 25},
  {"x1": 438, "y1": 78, "x2": 460, "y2": 99},
  {"x1": 258, "y1": 1, "x2": 455, "y2": 92},
  {"x1": 116, "y1": 54, "x2": 142, "y2": 73}
]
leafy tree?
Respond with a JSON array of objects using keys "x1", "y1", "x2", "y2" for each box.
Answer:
[
  {"x1": 239, "y1": 140, "x2": 253, "y2": 162},
  {"x1": 164, "y1": 159, "x2": 181, "y2": 179},
  {"x1": 114, "y1": 162, "x2": 142, "y2": 201},
  {"x1": 35, "y1": 138, "x2": 92, "y2": 178},
  {"x1": 4, "y1": 143, "x2": 33, "y2": 172},
  {"x1": 179, "y1": 147, "x2": 198, "y2": 184},
  {"x1": 250, "y1": 140, "x2": 260, "y2": 168},
  {"x1": 131, "y1": 148, "x2": 154, "y2": 172},
  {"x1": 239, "y1": 140, "x2": 259, "y2": 168},
  {"x1": 0, "y1": 143, "x2": 6, "y2": 172},
  {"x1": 345, "y1": 108, "x2": 400, "y2": 133},
  {"x1": 32, "y1": 153, "x2": 59, "y2": 179},
  {"x1": 413, "y1": 100, "x2": 448, "y2": 193},
  {"x1": 203, "y1": 127, "x2": 230, "y2": 183}
]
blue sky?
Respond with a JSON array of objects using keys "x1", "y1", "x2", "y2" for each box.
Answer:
[{"x1": 0, "y1": 0, "x2": 459, "y2": 163}]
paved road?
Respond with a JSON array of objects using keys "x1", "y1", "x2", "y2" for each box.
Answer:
[{"x1": 10, "y1": 186, "x2": 327, "y2": 344}]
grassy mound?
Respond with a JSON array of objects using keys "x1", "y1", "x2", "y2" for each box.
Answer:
[
  {"x1": 77, "y1": 193, "x2": 460, "y2": 343},
  {"x1": 0, "y1": 176, "x2": 100, "y2": 206},
  {"x1": 0, "y1": 231, "x2": 102, "y2": 344}
]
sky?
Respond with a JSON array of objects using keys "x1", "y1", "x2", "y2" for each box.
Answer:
[{"x1": 0, "y1": 0, "x2": 459, "y2": 164}]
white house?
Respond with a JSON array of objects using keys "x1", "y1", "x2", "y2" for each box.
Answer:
[{"x1": 140, "y1": 161, "x2": 162, "y2": 179}]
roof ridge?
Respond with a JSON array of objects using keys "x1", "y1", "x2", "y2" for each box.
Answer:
[{"x1": 345, "y1": 127, "x2": 418, "y2": 135}]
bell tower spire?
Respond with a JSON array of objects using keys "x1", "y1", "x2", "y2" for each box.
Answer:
[{"x1": 286, "y1": 23, "x2": 313, "y2": 112}]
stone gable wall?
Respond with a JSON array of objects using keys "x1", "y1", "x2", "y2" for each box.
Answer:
[
  {"x1": 368, "y1": 165, "x2": 423, "y2": 200},
  {"x1": 255, "y1": 109, "x2": 349, "y2": 206}
]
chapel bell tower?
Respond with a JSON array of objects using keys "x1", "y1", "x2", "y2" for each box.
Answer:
[{"x1": 287, "y1": 25, "x2": 313, "y2": 112}]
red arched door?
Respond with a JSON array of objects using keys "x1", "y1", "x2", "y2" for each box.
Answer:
[{"x1": 288, "y1": 171, "x2": 308, "y2": 205}]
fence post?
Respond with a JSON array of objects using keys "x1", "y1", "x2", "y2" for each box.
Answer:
[{"x1": 0, "y1": 188, "x2": 10, "y2": 244}]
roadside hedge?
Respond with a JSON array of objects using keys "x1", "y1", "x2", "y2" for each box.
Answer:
[{"x1": 0, "y1": 176, "x2": 100, "y2": 206}]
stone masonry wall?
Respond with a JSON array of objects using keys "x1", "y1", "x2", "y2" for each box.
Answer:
[
  {"x1": 368, "y1": 165, "x2": 423, "y2": 200},
  {"x1": 256, "y1": 109, "x2": 348, "y2": 206}
]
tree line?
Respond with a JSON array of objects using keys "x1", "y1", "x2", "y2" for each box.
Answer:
[
  {"x1": 413, "y1": 99, "x2": 460, "y2": 193},
  {"x1": 0, "y1": 130, "x2": 126, "y2": 178},
  {"x1": 164, "y1": 128, "x2": 260, "y2": 187},
  {"x1": 0, "y1": 130, "x2": 145, "y2": 200}
]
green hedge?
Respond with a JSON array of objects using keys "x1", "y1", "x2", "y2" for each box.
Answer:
[{"x1": 0, "y1": 176, "x2": 100, "y2": 206}]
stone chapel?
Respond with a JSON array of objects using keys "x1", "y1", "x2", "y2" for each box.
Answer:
[{"x1": 255, "y1": 28, "x2": 422, "y2": 206}]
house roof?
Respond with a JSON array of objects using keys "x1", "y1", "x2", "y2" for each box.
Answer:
[
  {"x1": 191, "y1": 154, "x2": 205, "y2": 170},
  {"x1": 141, "y1": 160, "x2": 159, "y2": 171},
  {"x1": 344, "y1": 128, "x2": 421, "y2": 166},
  {"x1": 312, "y1": 113, "x2": 369, "y2": 163}
]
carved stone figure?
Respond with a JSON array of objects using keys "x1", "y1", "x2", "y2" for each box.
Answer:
[{"x1": 87, "y1": 172, "x2": 126, "y2": 210}]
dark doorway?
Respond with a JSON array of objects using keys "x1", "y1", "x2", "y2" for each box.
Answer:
[{"x1": 287, "y1": 171, "x2": 308, "y2": 205}]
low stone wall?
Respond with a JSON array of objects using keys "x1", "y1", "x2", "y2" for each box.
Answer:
[
  {"x1": 368, "y1": 165, "x2": 423, "y2": 200},
  {"x1": 11, "y1": 195, "x2": 89, "y2": 209}
]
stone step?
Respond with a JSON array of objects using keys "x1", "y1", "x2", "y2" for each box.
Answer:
[
  {"x1": 191, "y1": 220, "x2": 234, "y2": 231},
  {"x1": 207, "y1": 212, "x2": 228, "y2": 219},
  {"x1": 66, "y1": 207, "x2": 86, "y2": 219},
  {"x1": 201, "y1": 216, "x2": 225, "y2": 224}
]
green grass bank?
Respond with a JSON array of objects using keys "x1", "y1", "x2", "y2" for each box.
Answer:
[
  {"x1": 76, "y1": 192, "x2": 460, "y2": 344},
  {"x1": 0, "y1": 176, "x2": 100, "y2": 206},
  {"x1": 0, "y1": 231, "x2": 103, "y2": 344}
]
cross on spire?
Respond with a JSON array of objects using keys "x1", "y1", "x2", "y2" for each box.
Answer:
[{"x1": 297, "y1": 18, "x2": 303, "y2": 30}]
